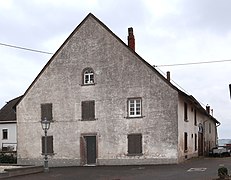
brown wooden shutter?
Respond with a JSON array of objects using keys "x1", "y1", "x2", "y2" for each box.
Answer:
[
  {"x1": 42, "y1": 136, "x2": 54, "y2": 154},
  {"x1": 41, "y1": 103, "x2": 52, "y2": 121},
  {"x1": 184, "y1": 102, "x2": 188, "y2": 120},
  {"x1": 82, "y1": 101, "x2": 95, "y2": 120},
  {"x1": 136, "y1": 134, "x2": 142, "y2": 154},
  {"x1": 128, "y1": 135, "x2": 135, "y2": 154},
  {"x1": 80, "y1": 136, "x2": 86, "y2": 165},
  {"x1": 128, "y1": 134, "x2": 142, "y2": 154},
  {"x1": 184, "y1": 132, "x2": 188, "y2": 151}
]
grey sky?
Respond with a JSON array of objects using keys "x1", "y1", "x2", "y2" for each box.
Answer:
[{"x1": 0, "y1": 0, "x2": 231, "y2": 139}]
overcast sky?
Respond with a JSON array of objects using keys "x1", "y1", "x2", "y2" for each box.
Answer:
[{"x1": 0, "y1": 0, "x2": 231, "y2": 139}]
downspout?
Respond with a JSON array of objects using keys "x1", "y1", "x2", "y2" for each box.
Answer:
[
  {"x1": 203, "y1": 120, "x2": 208, "y2": 156},
  {"x1": 215, "y1": 122, "x2": 221, "y2": 146}
]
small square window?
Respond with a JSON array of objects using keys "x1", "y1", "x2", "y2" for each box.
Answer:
[
  {"x1": 128, "y1": 98, "x2": 142, "y2": 117},
  {"x1": 83, "y1": 68, "x2": 94, "y2": 85}
]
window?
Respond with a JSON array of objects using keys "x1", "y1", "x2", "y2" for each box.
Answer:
[
  {"x1": 128, "y1": 134, "x2": 142, "y2": 155},
  {"x1": 209, "y1": 123, "x2": 211, "y2": 134},
  {"x1": 194, "y1": 109, "x2": 197, "y2": 126},
  {"x1": 128, "y1": 98, "x2": 142, "y2": 117},
  {"x1": 184, "y1": 102, "x2": 188, "y2": 121},
  {"x1": 81, "y1": 101, "x2": 95, "y2": 120},
  {"x1": 42, "y1": 136, "x2": 54, "y2": 154},
  {"x1": 184, "y1": 132, "x2": 188, "y2": 152},
  {"x1": 41, "y1": 103, "x2": 53, "y2": 121},
  {"x1": 195, "y1": 133, "x2": 197, "y2": 151},
  {"x1": 2, "y1": 129, "x2": 8, "y2": 140},
  {"x1": 83, "y1": 68, "x2": 94, "y2": 85}
]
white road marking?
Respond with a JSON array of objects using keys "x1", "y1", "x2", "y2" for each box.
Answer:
[{"x1": 187, "y1": 168, "x2": 207, "y2": 172}]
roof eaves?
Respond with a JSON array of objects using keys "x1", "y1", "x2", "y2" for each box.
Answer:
[
  {"x1": 0, "y1": 95, "x2": 22, "y2": 121},
  {"x1": 178, "y1": 90, "x2": 220, "y2": 124}
]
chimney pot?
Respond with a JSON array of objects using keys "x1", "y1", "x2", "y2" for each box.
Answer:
[
  {"x1": 206, "y1": 105, "x2": 210, "y2": 115},
  {"x1": 167, "y1": 71, "x2": 170, "y2": 81},
  {"x1": 128, "y1": 27, "x2": 135, "y2": 51}
]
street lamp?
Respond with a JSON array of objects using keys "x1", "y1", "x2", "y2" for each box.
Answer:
[{"x1": 41, "y1": 117, "x2": 51, "y2": 172}]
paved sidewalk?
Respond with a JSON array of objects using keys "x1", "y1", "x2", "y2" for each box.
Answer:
[{"x1": 5, "y1": 157, "x2": 231, "y2": 180}]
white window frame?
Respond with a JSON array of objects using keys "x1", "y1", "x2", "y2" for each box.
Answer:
[
  {"x1": 128, "y1": 98, "x2": 142, "y2": 117},
  {"x1": 84, "y1": 69, "x2": 94, "y2": 85}
]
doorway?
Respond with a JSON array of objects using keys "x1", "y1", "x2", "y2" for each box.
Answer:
[
  {"x1": 81, "y1": 135, "x2": 97, "y2": 165},
  {"x1": 198, "y1": 123, "x2": 204, "y2": 156},
  {"x1": 198, "y1": 132, "x2": 204, "y2": 156}
]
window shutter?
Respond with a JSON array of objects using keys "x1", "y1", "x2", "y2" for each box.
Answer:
[
  {"x1": 82, "y1": 101, "x2": 95, "y2": 120},
  {"x1": 41, "y1": 103, "x2": 52, "y2": 121},
  {"x1": 184, "y1": 102, "x2": 188, "y2": 120},
  {"x1": 80, "y1": 136, "x2": 86, "y2": 165},
  {"x1": 42, "y1": 136, "x2": 53, "y2": 154},
  {"x1": 195, "y1": 133, "x2": 197, "y2": 151},
  {"x1": 128, "y1": 134, "x2": 142, "y2": 154},
  {"x1": 89, "y1": 101, "x2": 95, "y2": 119},
  {"x1": 136, "y1": 135, "x2": 142, "y2": 154},
  {"x1": 128, "y1": 135, "x2": 135, "y2": 154},
  {"x1": 184, "y1": 132, "x2": 188, "y2": 151}
]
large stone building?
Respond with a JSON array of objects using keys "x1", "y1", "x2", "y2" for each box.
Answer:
[{"x1": 17, "y1": 13, "x2": 219, "y2": 166}]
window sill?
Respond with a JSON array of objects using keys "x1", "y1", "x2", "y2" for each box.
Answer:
[
  {"x1": 127, "y1": 153, "x2": 143, "y2": 156},
  {"x1": 80, "y1": 118, "x2": 98, "y2": 121},
  {"x1": 125, "y1": 116, "x2": 145, "y2": 119},
  {"x1": 184, "y1": 150, "x2": 188, "y2": 153},
  {"x1": 80, "y1": 83, "x2": 96, "y2": 86},
  {"x1": 184, "y1": 119, "x2": 189, "y2": 122},
  {"x1": 40, "y1": 120, "x2": 55, "y2": 123},
  {"x1": 42, "y1": 153, "x2": 55, "y2": 156}
]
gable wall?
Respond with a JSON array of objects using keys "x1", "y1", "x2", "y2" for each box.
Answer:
[{"x1": 17, "y1": 15, "x2": 179, "y2": 166}]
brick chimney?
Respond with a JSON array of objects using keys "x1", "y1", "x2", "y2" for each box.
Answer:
[
  {"x1": 128, "y1": 27, "x2": 135, "y2": 51},
  {"x1": 167, "y1": 71, "x2": 170, "y2": 81},
  {"x1": 206, "y1": 105, "x2": 210, "y2": 114}
]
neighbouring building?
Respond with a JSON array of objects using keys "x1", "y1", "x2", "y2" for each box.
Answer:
[
  {"x1": 16, "y1": 13, "x2": 220, "y2": 166},
  {"x1": 0, "y1": 96, "x2": 22, "y2": 151}
]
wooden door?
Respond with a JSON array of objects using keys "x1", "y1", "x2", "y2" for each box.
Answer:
[
  {"x1": 85, "y1": 136, "x2": 96, "y2": 164},
  {"x1": 198, "y1": 132, "x2": 204, "y2": 156}
]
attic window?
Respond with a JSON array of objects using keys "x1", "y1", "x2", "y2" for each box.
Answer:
[{"x1": 83, "y1": 68, "x2": 94, "y2": 85}]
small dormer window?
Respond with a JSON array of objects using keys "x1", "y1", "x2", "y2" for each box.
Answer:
[{"x1": 83, "y1": 68, "x2": 94, "y2": 85}]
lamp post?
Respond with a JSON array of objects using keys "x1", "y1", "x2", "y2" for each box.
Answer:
[{"x1": 41, "y1": 117, "x2": 50, "y2": 172}]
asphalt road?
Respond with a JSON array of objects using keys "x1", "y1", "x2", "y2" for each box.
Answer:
[{"x1": 6, "y1": 157, "x2": 231, "y2": 180}]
